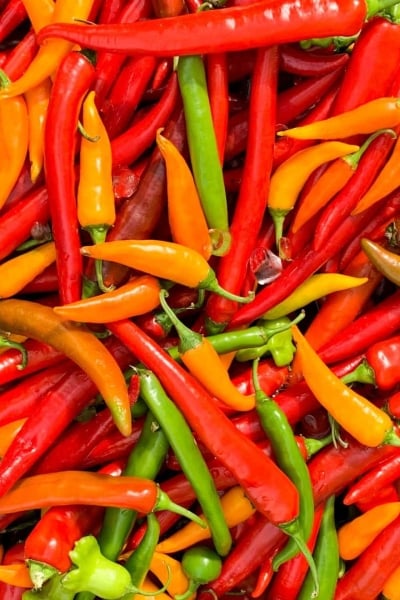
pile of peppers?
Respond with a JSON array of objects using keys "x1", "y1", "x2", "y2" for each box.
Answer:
[{"x1": 4, "y1": 0, "x2": 400, "y2": 598}]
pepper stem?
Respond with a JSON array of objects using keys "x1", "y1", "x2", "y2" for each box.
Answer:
[
  {"x1": 383, "y1": 428, "x2": 400, "y2": 446},
  {"x1": 209, "y1": 228, "x2": 232, "y2": 257},
  {"x1": 174, "y1": 580, "x2": 199, "y2": 600},
  {"x1": 0, "y1": 335, "x2": 27, "y2": 370},
  {"x1": 155, "y1": 489, "x2": 206, "y2": 528},
  {"x1": 200, "y1": 270, "x2": 255, "y2": 303},
  {"x1": 341, "y1": 359, "x2": 376, "y2": 386},
  {"x1": 303, "y1": 434, "x2": 332, "y2": 458},
  {"x1": 159, "y1": 289, "x2": 202, "y2": 354},
  {"x1": 27, "y1": 560, "x2": 58, "y2": 590},
  {"x1": 344, "y1": 129, "x2": 397, "y2": 169},
  {"x1": 278, "y1": 519, "x2": 320, "y2": 597},
  {"x1": 86, "y1": 226, "x2": 115, "y2": 294},
  {"x1": 366, "y1": 0, "x2": 400, "y2": 17}
]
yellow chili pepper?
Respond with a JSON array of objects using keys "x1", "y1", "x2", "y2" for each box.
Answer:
[
  {"x1": 156, "y1": 129, "x2": 212, "y2": 260},
  {"x1": 338, "y1": 502, "x2": 400, "y2": 561},
  {"x1": 0, "y1": 0, "x2": 96, "y2": 98},
  {"x1": 77, "y1": 90, "x2": 116, "y2": 291},
  {"x1": 277, "y1": 97, "x2": 400, "y2": 140},
  {"x1": 267, "y1": 141, "x2": 359, "y2": 251},
  {"x1": 0, "y1": 563, "x2": 32, "y2": 588},
  {"x1": 382, "y1": 563, "x2": 400, "y2": 600},
  {"x1": 0, "y1": 419, "x2": 27, "y2": 458},
  {"x1": 0, "y1": 242, "x2": 56, "y2": 298},
  {"x1": 25, "y1": 78, "x2": 52, "y2": 183},
  {"x1": 156, "y1": 485, "x2": 255, "y2": 554},
  {"x1": 53, "y1": 275, "x2": 161, "y2": 323},
  {"x1": 149, "y1": 552, "x2": 193, "y2": 599},
  {"x1": 291, "y1": 325, "x2": 400, "y2": 448},
  {"x1": 21, "y1": 0, "x2": 55, "y2": 32},
  {"x1": 80, "y1": 240, "x2": 254, "y2": 303},
  {"x1": 263, "y1": 273, "x2": 368, "y2": 320}
]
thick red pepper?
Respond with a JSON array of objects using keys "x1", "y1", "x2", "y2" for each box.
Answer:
[
  {"x1": 343, "y1": 450, "x2": 400, "y2": 506},
  {"x1": 364, "y1": 335, "x2": 400, "y2": 391}
]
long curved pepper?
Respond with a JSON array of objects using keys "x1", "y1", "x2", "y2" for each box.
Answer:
[
  {"x1": 0, "y1": 0, "x2": 96, "y2": 98},
  {"x1": 159, "y1": 289, "x2": 255, "y2": 411},
  {"x1": 156, "y1": 128, "x2": 212, "y2": 259},
  {"x1": 291, "y1": 325, "x2": 400, "y2": 447},
  {"x1": 0, "y1": 299, "x2": 131, "y2": 437},
  {"x1": 78, "y1": 90, "x2": 116, "y2": 292},
  {"x1": 361, "y1": 238, "x2": 400, "y2": 286},
  {"x1": 80, "y1": 240, "x2": 255, "y2": 303},
  {"x1": 278, "y1": 97, "x2": 400, "y2": 140},
  {"x1": 268, "y1": 141, "x2": 359, "y2": 252}
]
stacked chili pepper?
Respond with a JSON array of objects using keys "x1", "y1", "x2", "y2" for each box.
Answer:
[{"x1": 3, "y1": 0, "x2": 400, "y2": 599}]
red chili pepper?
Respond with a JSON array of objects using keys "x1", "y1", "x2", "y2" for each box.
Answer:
[
  {"x1": 108, "y1": 319, "x2": 301, "y2": 527},
  {"x1": 205, "y1": 46, "x2": 278, "y2": 331},
  {"x1": 279, "y1": 44, "x2": 349, "y2": 77},
  {"x1": 2, "y1": 29, "x2": 37, "y2": 80},
  {"x1": 331, "y1": 16, "x2": 400, "y2": 115},
  {"x1": 0, "y1": 339, "x2": 64, "y2": 387},
  {"x1": 0, "y1": 0, "x2": 26, "y2": 43},
  {"x1": 206, "y1": 52, "x2": 229, "y2": 163},
  {"x1": 20, "y1": 263, "x2": 60, "y2": 295},
  {"x1": 97, "y1": 0, "x2": 126, "y2": 24},
  {"x1": 364, "y1": 335, "x2": 400, "y2": 391},
  {"x1": 335, "y1": 514, "x2": 400, "y2": 600},
  {"x1": 354, "y1": 483, "x2": 400, "y2": 513},
  {"x1": 387, "y1": 390, "x2": 400, "y2": 420},
  {"x1": 44, "y1": 50, "x2": 96, "y2": 304},
  {"x1": 37, "y1": 0, "x2": 366, "y2": 57},
  {"x1": 101, "y1": 106, "x2": 186, "y2": 288},
  {"x1": 0, "y1": 337, "x2": 133, "y2": 496},
  {"x1": 312, "y1": 130, "x2": 397, "y2": 251},
  {"x1": 0, "y1": 541, "x2": 26, "y2": 600},
  {"x1": 343, "y1": 450, "x2": 400, "y2": 506},
  {"x1": 102, "y1": 55, "x2": 158, "y2": 140}
]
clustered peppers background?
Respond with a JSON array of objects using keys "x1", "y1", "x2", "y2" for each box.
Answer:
[{"x1": 2, "y1": 0, "x2": 400, "y2": 598}]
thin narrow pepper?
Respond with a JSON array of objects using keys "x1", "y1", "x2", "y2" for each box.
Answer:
[
  {"x1": 122, "y1": 513, "x2": 161, "y2": 596},
  {"x1": 206, "y1": 52, "x2": 229, "y2": 163},
  {"x1": 160, "y1": 290, "x2": 255, "y2": 411},
  {"x1": 36, "y1": 0, "x2": 367, "y2": 56},
  {"x1": 0, "y1": 299, "x2": 131, "y2": 437},
  {"x1": 81, "y1": 240, "x2": 254, "y2": 303},
  {"x1": 278, "y1": 97, "x2": 400, "y2": 140},
  {"x1": 156, "y1": 129, "x2": 212, "y2": 259},
  {"x1": 0, "y1": 0, "x2": 27, "y2": 43},
  {"x1": 0, "y1": 0, "x2": 96, "y2": 97},
  {"x1": 0, "y1": 242, "x2": 56, "y2": 298},
  {"x1": 268, "y1": 141, "x2": 359, "y2": 250},
  {"x1": 78, "y1": 90, "x2": 115, "y2": 293},
  {"x1": 20, "y1": 0, "x2": 54, "y2": 31},
  {"x1": 25, "y1": 78, "x2": 51, "y2": 184},
  {"x1": 138, "y1": 368, "x2": 232, "y2": 556},
  {"x1": 343, "y1": 451, "x2": 400, "y2": 506},
  {"x1": 279, "y1": 44, "x2": 349, "y2": 77},
  {"x1": 177, "y1": 55, "x2": 230, "y2": 252},
  {"x1": 293, "y1": 325, "x2": 400, "y2": 447}
]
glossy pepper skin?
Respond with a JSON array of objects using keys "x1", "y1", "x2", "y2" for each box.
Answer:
[{"x1": 365, "y1": 334, "x2": 400, "y2": 390}]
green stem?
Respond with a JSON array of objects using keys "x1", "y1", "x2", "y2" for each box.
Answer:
[
  {"x1": 0, "y1": 336, "x2": 27, "y2": 370},
  {"x1": 87, "y1": 226, "x2": 114, "y2": 293},
  {"x1": 159, "y1": 289, "x2": 202, "y2": 353},
  {"x1": 279, "y1": 520, "x2": 320, "y2": 598},
  {"x1": 200, "y1": 269, "x2": 255, "y2": 303},
  {"x1": 341, "y1": 360, "x2": 376, "y2": 385}
]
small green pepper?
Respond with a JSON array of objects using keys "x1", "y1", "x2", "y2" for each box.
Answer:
[
  {"x1": 235, "y1": 317, "x2": 297, "y2": 366},
  {"x1": 175, "y1": 546, "x2": 223, "y2": 600}
]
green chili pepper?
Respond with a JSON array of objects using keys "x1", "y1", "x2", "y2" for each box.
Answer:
[
  {"x1": 235, "y1": 317, "x2": 297, "y2": 366},
  {"x1": 298, "y1": 495, "x2": 339, "y2": 599},
  {"x1": 138, "y1": 368, "x2": 232, "y2": 557},
  {"x1": 177, "y1": 55, "x2": 231, "y2": 256},
  {"x1": 175, "y1": 545, "x2": 223, "y2": 600},
  {"x1": 97, "y1": 411, "x2": 169, "y2": 560},
  {"x1": 122, "y1": 513, "x2": 160, "y2": 596},
  {"x1": 60, "y1": 536, "x2": 160, "y2": 599},
  {"x1": 252, "y1": 359, "x2": 319, "y2": 595}
]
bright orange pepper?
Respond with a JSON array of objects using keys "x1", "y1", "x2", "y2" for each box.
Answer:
[
  {"x1": 25, "y1": 78, "x2": 52, "y2": 183},
  {"x1": 149, "y1": 552, "x2": 192, "y2": 598},
  {"x1": 0, "y1": 419, "x2": 27, "y2": 458},
  {"x1": 382, "y1": 563, "x2": 400, "y2": 600},
  {"x1": 53, "y1": 275, "x2": 161, "y2": 323},
  {"x1": 0, "y1": 0, "x2": 96, "y2": 97},
  {"x1": 21, "y1": 0, "x2": 55, "y2": 31},
  {"x1": 291, "y1": 325, "x2": 399, "y2": 448},
  {"x1": 0, "y1": 563, "x2": 32, "y2": 588},
  {"x1": 156, "y1": 129, "x2": 212, "y2": 260},
  {"x1": 0, "y1": 242, "x2": 56, "y2": 298},
  {"x1": 338, "y1": 502, "x2": 400, "y2": 561},
  {"x1": 278, "y1": 97, "x2": 400, "y2": 140},
  {"x1": 267, "y1": 141, "x2": 359, "y2": 252},
  {"x1": 156, "y1": 485, "x2": 255, "y2": 554}
]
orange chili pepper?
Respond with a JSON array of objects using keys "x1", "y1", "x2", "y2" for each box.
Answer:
[
  {"x1": 291, "y1": 131, "x2": 389, "y2": 234},
  {"x1": 156, "y1": 485, "x2": 255, "y2": 554},
  {"x1": 0, "y1": 563, "x2": 32, "y2": 588},
  {"x1": 25, "y1": 77, "x2": 52, "y2": 183},
  {"x1": 77, "y1": 90, "x2": 116, "y2": 291},
  {"x1": 338, "y1": 502, "x2": 400, "y2": 561},
  {"x1": 149, "y1": 552, "x2": 192, "y2": 598},
  {"x1": 0, "y1": 299, "x2": 131, "y2": 436},
  {"x1": 278, "y1": 97, "x2": 400, "y2": 140},
  {"x1": 156, "y1": 129, "x2": 212, "y2": 260},
  {"x1": 0, "y1": 241, "x2": 56, "y2": 298},
  {"x1": 0, "y1": 419, "x2": 26, "y2": 458},
  {"x1": 353, "y1": 133, "x2": 400, "y2": 215},
  {"x1": 382, "y1": 563, "x2": 400, "y2": 600},
  {"x1": 291, "y1": 325, "x2": 400, "y2": 448},
  {"x1": 53, "y1": 275, "x2": 161, "y2": 323},
  {"x1": 159, "y1": 290, "x2": 255, "y2": 411},
  {"x1": 267, "y1": 141, "x2": 359, "y2": 251},
  {"x1": 21, "y1": 0, "x2": 55, "y2": 31},
  {"x1": 0, "y1": 0, "x2": 96, "y2": 98},
  {"x1": 135, "y1": 576, "x2": 175, "y2": 600},
  {"x1": 80, "y1": 240, "x2": 254, "y2": 303},
  {"x1": 0, "y1": 74, "x2": 29, "y2": 210}
]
